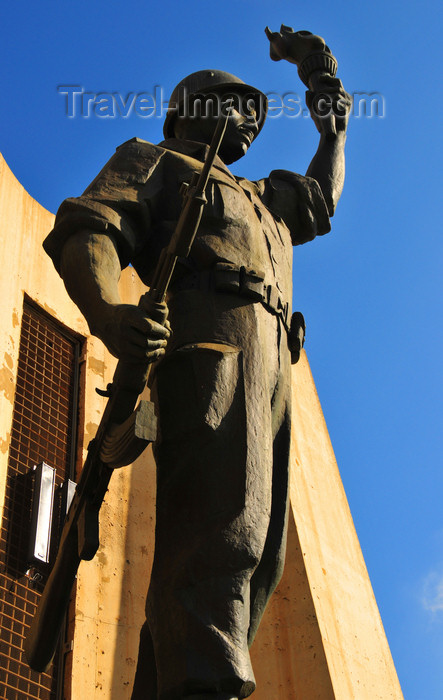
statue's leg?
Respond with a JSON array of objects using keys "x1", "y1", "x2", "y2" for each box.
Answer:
[
  {"x1": 144, "y1": 334, "x2": 274, "y2": 700},
  {"x1": 247, "y1": 409, "x2": 291, "y2": 645},
  {"x1": 184, "y1": 695, "x2": 238, "y2": 699},
  {"x1": 131, "y1": 620, "x2": 157, "y2": 700},
  {"x1": 248, "y1": 327, "x2": 292, "y2": 644}
]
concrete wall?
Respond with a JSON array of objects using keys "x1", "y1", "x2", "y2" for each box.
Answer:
[{"x1": 0, "y1": 153, "x2": 403, "y2": 699}]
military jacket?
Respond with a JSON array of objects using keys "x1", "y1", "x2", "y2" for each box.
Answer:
[{"x1": 44, "y1": 137, "x2": 331, "y2": 310}]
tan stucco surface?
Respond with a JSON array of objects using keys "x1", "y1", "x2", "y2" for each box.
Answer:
[
  {"x1": 0, "y1": 153, "x2": 403, "y2": 699},
  {"x1": 0, "y1": 155, "x2": 87, "y2": 519}
]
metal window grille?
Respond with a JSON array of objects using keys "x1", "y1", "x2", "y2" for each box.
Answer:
[{"x1": 0, "y1": 300, "x2": 81, "y2": 700}]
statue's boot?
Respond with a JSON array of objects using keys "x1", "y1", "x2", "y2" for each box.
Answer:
[{"x1": 184, "y1": 695, "x2": 238, "y2": 700}]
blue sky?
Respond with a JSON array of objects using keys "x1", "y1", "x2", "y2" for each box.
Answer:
[{"x1": 1, "y1": 1, "x2": 442, "y2": 697}]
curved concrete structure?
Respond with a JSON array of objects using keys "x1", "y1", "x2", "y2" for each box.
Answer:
[{"x1": 0, "y1": 153, "x2": 403, "y2": 699}]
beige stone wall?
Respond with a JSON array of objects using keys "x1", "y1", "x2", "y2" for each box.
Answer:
[
  {"x1": 0, "y1": 153, "x2": 403, "y2": 699},
  {"x1": 0, "y1": 153, "x2": 149, "y2": 698}
]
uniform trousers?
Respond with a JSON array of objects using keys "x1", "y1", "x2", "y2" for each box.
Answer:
[{"x1": 131, "y1": 290, "x2": 292, "y2": 699}]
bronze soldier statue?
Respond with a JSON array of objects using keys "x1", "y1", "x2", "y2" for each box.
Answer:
[{"x1": 43, "y1": 25, "x2": 351, "y2": 700}]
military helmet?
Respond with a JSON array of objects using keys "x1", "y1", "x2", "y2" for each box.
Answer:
[{"x1": 163, "y1": 69, "x2": 268, "y2": 139}]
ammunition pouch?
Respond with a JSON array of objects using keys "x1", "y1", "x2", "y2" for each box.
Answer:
[{"x1": 287, "y1": 311, "x2": 305, "y2": 364}]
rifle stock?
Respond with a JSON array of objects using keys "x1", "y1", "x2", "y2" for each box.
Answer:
[{"x1": 25, "y1": 523, "x2": 80, "y2": 671}]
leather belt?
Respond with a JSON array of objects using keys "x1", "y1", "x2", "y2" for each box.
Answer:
[{"x1": 170, "y1": 261, "x2": 290, "y2": 332}]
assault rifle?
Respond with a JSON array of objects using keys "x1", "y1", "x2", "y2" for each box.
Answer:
[{"x1": 25, "y1": 105, "x2": 230, "y2": 672}]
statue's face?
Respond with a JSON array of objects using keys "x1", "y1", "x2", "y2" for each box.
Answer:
[{"x1": 173, "y1": 92, "x2": 260, "y2": 164}]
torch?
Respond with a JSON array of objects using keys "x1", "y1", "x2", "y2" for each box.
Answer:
[{"x1": 265, "y1": 25, "x2": 343, "y2": 138}]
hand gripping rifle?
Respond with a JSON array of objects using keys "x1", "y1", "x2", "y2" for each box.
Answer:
[{"x1": 24, "y1": 105, "x2": 230, "y2": 672}]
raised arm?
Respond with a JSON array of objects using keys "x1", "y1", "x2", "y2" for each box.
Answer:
[{"x1": 265, "y1": 25, "x2": 351, "y2": 215}]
